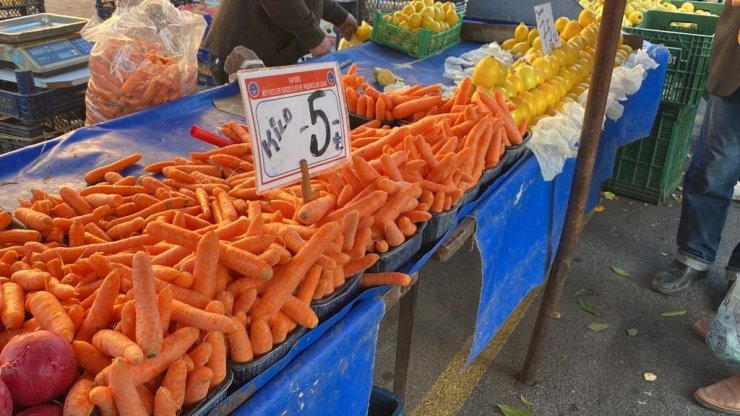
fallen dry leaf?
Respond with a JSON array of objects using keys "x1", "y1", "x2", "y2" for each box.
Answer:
[{"x1": 644, "y1": 372, "x2": 657, "y2": 382}]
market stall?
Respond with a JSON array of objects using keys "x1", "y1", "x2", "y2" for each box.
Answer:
[{"x1": 0, "y1": 0, "x2": 718, "y2": 413}]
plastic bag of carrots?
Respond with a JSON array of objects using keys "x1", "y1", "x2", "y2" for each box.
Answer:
[{"x1": 82, "y1": 0, "x2": 206, "y2": 125}]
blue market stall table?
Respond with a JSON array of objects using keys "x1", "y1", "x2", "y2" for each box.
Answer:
[{"x1": 0, "y1": 39, "x2": 666, "y2": 414}]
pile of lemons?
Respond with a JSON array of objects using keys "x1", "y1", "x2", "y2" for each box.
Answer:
[
  {"x1": 579, "y1": 0, "x2": 716, "y2": 28},
  {"x1": 383, "y1": 0, "x2": 460, "y2": 33},
  {"x1": 472, "y1": 9, "x2": 634, "y2": 126}
]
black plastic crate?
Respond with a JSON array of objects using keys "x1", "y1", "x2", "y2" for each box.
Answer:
[
  {"x1": 0, "y1": 71, "x2": 86, "y2": 125},
  {"x1": 368, "y1": 386, "x2": 404, "y2": 416},
  {"x1": 0, "y1": 0, "x2": 44, "y2": 20},
  {"x1": 0, "y1": 106, "x2": 85, "y2": 154}
]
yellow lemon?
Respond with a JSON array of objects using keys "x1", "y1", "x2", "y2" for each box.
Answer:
[
  {"x1": 423, "y1": 0, "x2": 434, "y2": 6},
  {"x1": 532, "y1": 57, "x2": 551, "y2": 81},
  {"x1": 515, "y1": 65, "x2": 538, "y2": 90},
  {"x1": 527, "y1": 28, "x2": 539, "y2": 46},
  {"x1": 433, "y1": 6, "x2": 444, "y2": 21},
  {"x1": 501, "y1": 79, "x2": 517, "y2": 97},
  {"x1": 402, "y1": 4, "x2": 415, "y2": 16},
  {"x1": 555, "y1": 17, "x2": 569, "y2": 33},
  {"x1": 511, "y1": 41, "x2": 529, "y2": 55},
  {"x1": 514, "y1": 22, "x2": 529, "y2": 42},
  {"x1": 548, "y1": 75, "x2": 568, "y2": 98},
  {"x1": 413, "y1": 1, "x2": 425, "y2": 12},
  {"x1": 408, "y1": 12, "x2": 422, "y2": 29},
  {"x1": 532, "y1": 36, "x2": 542, "y2": 50},
  {"x1": 510, "y1": 96, "x2": 531, "y2": 123},
  {"x1": 472, "y1": 56, "x2": 504, "y2": 88},
  {"x1": 392, "y1": 11, "x2": 406, "y2": 23},
  {"x1": 501, "y1": 38, "x2": 517, "y2": 50},
  {"x1": 444, "y1": 9, "x2": 459, "y2": 25},
  {"x1": 510, "y1": 105, "x2": 528, "y2": 126},
  {"x1": 552, "y1": 48, "x2": 568, "y2": 67},
  {"x1": 628, "y1": 11, "x2": 643, "y2": 26},
  {"x1": 507, "y1": 73, "x2": 525, "y2": 93},
  {"x1": 538, "y1": 83, "x2": 559, "y2": 108},
  {"x1": 422, "y1": 16, "x2": 436, "y2": 29},
  {"x1": 442, "y1": 1, "x2": 455, "y2": 13},
  {"x1": 421, "y1": 6, "x2": 435, "y2": 18},
  {"x1": 561, "y1": 43, "x2": 578, "y2": 65},
  {"x1": 578, "y1": 9, "x2": 595, "y2": 27},
  {"x1": 624, "y1": 4, "x2": 635, "y2": 16},
  {"x1": 399, "y1": 20, "x2": 411, "y2": 30},
  {"x1": 561, "y1": 20, "x2": 582, "y2": 41},
  {"x1": 517, "y1": 91, "x2": 537, "y2": 117},
  {"x1": 530, "y1": 88, "x2": 548, "y2": 115},
  {"x1": 681, "y1": 2, "x2": 694, "y2": 12}
]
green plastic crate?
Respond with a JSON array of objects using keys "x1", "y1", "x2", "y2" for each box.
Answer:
[
  {"x1": 668, "y1": 1, "x2": 724, "y2": 17},
  {"x1": 626, "y1": 21, "x2": 713, "y2": 107},
  {"x1": 371, "y1": 10, "x2": 462, "y2": 58},
  {"x1": 642, "y1": 8, "x2": 718, "y2": 34},
  {"x1": 604, "y1": 103, "x2": 699, "y2": 204}
]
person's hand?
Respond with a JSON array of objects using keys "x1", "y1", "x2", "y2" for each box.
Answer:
[
  {"x1": 338, "y1": 14, "x2": 358, "y2": 41},
  {"x1": 309, "y1": 36, "x2": 332, "y2": 57}
]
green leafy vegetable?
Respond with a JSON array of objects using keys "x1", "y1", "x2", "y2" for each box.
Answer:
[
  {"x1": 588, "y1": 323, "x2": 609, "y2": 332},
  {"x1": 497, "y1": 404, "x2": 532, "y2": 416},
  {"x1": 611, "y1": 266, "x2": 631, "y2": 277}
]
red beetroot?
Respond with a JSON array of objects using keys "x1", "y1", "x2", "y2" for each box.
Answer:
[
  {"x1": 0, "y1": 331, "x2": 76, "y2": 406},
  {"x1": 15, "y1": 404, "x2": 63, "y2": 416}
]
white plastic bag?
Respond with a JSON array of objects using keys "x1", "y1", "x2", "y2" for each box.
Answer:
[
  {"x1": 443, "y1": 42, "x2": 513, "y2": 83},
  {"x1": 707, "y1": 281, "x2": 740, "y2": 366},
  {"x1": 527, "y1": 102, "x2": 583, "y2": 180},
  {"x1": 82, "y1": 0, "x2": 206, "y2": 124}
]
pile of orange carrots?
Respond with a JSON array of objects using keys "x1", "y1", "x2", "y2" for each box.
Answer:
[
  {"x1": 342, "y1": 65, "x2": 443, "y2": 123},
  {"x1": 0, "y1": 73, "x2": 522, "y2": 414},
  {"x1": 86, "y1": 44, "x2": 197, "y2": 125}
]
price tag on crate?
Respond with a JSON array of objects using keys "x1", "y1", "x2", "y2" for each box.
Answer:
[
  {"x1": 237, "y1": 62, "x2": 351, "y2": 194},
  {"x1": 534, "y1": 2, "x2": 561, "y2": 54}
]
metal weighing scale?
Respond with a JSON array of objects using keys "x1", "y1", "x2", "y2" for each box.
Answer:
[{"x1": 0, "y1": 14, "x2": 91, "y2": 88}]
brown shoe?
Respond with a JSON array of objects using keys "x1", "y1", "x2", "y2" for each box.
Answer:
[
  {"x1": 695, "y1": 374, "x2": 740, "y2": 414},
  {"x1": 693, "y1": 319, "x2": 710, "y2": 341}
]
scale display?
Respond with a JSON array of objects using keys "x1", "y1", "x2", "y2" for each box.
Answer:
[{"x1": 25, "y1": 38, "x2": 91, "y2": 68}]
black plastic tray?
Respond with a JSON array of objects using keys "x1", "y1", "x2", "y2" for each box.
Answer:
[
  {"x1": 458, "y1": 182, "x2": 480, "y2": 207},
  {"x1": 368, "y1": 386, "x2": 404, "y2": 416},
  {"x1": 349, "y1": 112, "x2": 405, "y2": 130},
  {"x1": 502, "y1": 131, "x2": 531, "y2": 171},
  {"x1": 311, "y1": 272, "x2": 363, "y2": 322},
  {"x1": 229, "y1": 327, "x2": 308, "y2": 386},
  {"x1": 480, "y1": 157, "x2": 506, "y2": 191},
  {"x1": 368, "y1": 222, "x2": 427, "y2": 273},
  {"x1": 421, "y1": 204, "x2": 459, "y2": 248},
  {"x1": 186, "y1": 369, "x2": 233, "y2": 416}
]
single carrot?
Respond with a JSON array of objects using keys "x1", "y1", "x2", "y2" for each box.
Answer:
[
  {"x1": 154, "y1": 387, "x2": 178, "y2": 416},
  {"x1": 227, "y1": 316, "x2": 253, "y2": 362},
  {"x1": 183, "y1": 366, "x2": 213, "y2": 406},
  {"x1": 0, "y1": 211, "x2": 12, "y2": 231},
  {"x1": 0, "y1": 229, "x2": 40, "y2": 244},
  {"x1": 158, "y1": 286, "x2": 173, "y2": 337},
  {"x1": 188, "y1": 342, "x2": 213, "y2": 368},
  {"x1": 366, "y1": 95, "x2": 376, "y2": 119},
  {"x1": 170, "y1": 300, "x2": 237, "y2": 333},
  {"x1": 250, "y1": 319, "x2": 273, "y2": 355},
  {"x1": 384, "y1": 220, "x2": 405, "y2": 247},
  {"x1": 89, "y1": 386, "x2": 117, "y2": 416},
  {"x1": 131, "y1": 252, "x2": 163, "y2": 358},
  {"x1": 213, "y1": 188, "x2": 238, "y2": 222},
  {"x1": 361, "y1": 272, "x2": 412, "y2": 288},
  {"x1": 63, "y1": 377, "x2": 95, "y2": 416},
  {"x1": 27, "y1": 291, "x2": 74, "y2": 342},
  {"x1": 39, "y1": 234, "x2": 156, "y2": 263},
  {"x1": 48, "y1": 278, "x2": 77, "y2": 300},
  {"x1": 93, "y1": 329, "x2": 144, "y2": 365},
  {"x1": 109, "y1": 359, "x2": 148, "y2": 416},
  {"x1": 72, "y1": 341, "x2": 112, "y2": 375},
  {"x1": 356, "y1": 95, "x2": 367, "y2": 116},
  {"x1": 392, "y1": 95, "x2": 443, "y2": 120},
  {"x1": 1, "y1": 282, "x2": 24, "y2": 329},
  {"x1": 10, "y1": 268, "x2": 50, "y2": 291},
  {"x1": 297, "y1": 194, "x2": 336, "y2": 225},
  {"x1": 204, "y1": 302, "x2": 227, "y2": 387},
  {"x1": 60, "y1": 186, "x2": 94, "y2": 215},
  {"x1": 344, "y1": 253, "x2": 379, "y2": 277},
  {"x1": 190, "y1": 231, "x2": 220, "y2": 299},
  {"x1": 161, "y1": 360, "x2": 188, "y2": 408},
  {"x1": 233, "y1": 287, "x2": 259, "y2": 313},
  {"x1": 194, "y1": 188, "x2": 212, "y2": 222},
  {"x1": 13, "y1": 207, "x2": 52, "y2": 232},
  {"x1": 281, "y1": 296, "x2": 318, "y2": 329}
]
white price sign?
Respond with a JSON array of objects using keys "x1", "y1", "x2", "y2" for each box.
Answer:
[
  {"x1": 534, "y1": 2, "x2": 562, "y2": 54},
  {"x1": 237, "y1": 62, "x2": 351, "y2": 193}
]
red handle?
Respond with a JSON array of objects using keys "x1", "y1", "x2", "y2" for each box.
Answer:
[{"x1": 190, "y1": 125, "x2": 235, "y2": 148}]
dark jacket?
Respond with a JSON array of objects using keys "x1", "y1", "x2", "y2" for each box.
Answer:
[
  {"x1": 706, "y1": 1, "x2": 740, "y2": 97},
  {"x1": 205, "y1": 0, "x2": 349, "y2": 67}
]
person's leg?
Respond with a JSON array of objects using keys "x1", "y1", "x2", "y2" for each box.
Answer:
[
  {"x1": 728, "y1": 241, "x2": 740, "y2": 281},
  {"x1": 653, "y1": 90, "x2": 740, "y2": 294}
]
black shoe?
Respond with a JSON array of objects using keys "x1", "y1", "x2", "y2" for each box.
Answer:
[{"x1": 651, "y1": 260, "x2": 708, "y2": 295}]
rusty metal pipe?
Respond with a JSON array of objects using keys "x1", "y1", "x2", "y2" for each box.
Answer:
[{"x1": 519, "y1": 0, "x2": 627, "y2": 385}]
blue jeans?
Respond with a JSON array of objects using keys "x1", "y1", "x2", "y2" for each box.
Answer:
[{"x1": 677, "y1": 88, "x2": 740, "y2": 272}]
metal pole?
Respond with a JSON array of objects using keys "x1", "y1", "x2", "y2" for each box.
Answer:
[{"x1": 519, "y1": 0, "x2": 626, "y2": 385}]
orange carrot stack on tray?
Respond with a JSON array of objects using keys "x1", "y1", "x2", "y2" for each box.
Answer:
[
  {"x1": 0, "y1": 74, "x2": 522, "y2": 414},
  {"x1": 341, "y1": 63, "x2": 444, "y2": 123}
]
